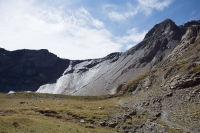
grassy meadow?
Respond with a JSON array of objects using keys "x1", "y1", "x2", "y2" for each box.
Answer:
[{"x1": 0, "y1": 92, "x2": 125, "y2": 133}]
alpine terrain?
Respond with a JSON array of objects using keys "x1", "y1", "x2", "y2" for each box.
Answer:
[
  {"x1": 0, "y1": 19, "x2": 200, "y2": 133},
  {"x1": 35, "y1": 19, "x2": 200, "y2": 96}
]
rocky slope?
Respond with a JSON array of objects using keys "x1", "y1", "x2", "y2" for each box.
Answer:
[
  {"x1": 115, "y1": 20, "x2": 200, "y2": 133},
  {"x1": 37, "y1": 19, "x2": 199, "y2": 95}
]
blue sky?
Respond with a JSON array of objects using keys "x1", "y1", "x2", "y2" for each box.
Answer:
[{"x1": 0, "y1": 0, "x2": 199, "y2": 59}]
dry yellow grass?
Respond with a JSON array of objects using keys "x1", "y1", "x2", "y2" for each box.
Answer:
[{"x1": 0, "y1": 92, "x2": 124, "y2": 133}]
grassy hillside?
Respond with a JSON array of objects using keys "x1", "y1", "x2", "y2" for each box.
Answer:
[{"x1": 0, "y1": 92, "x2": 190, "y2": 133}]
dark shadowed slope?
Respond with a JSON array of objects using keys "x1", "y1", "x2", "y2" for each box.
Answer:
[{"x1": 0, "y1": 49, "x2": 70, "y2": 93}]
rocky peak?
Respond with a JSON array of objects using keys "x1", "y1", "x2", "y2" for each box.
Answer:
[
  {"x1": 144, "y1": 19, "x2": 180, "y2": 40},
  {"x1": 181, "y1": 25, "x2": 200, "y2": 44},
  {"x1": 181, "y1": 20, "x2": 200, "y2": 28},
  {"x1": 127, "y1": 19, "x2": 183, "y2": 67}
]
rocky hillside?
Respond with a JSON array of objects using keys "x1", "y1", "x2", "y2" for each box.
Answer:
[
  {"x1": 120, "y1": 21, "x2": 200, "y2": 95},
  {"x1": 37, "y1": 19, "x2": 200, "y2": 95},
  {"x1": 0, "y1": 49, "x2": 70, "y2": 93},
  {"x1": 114, "y1": 20, "x2": 200, "y2": 133}
]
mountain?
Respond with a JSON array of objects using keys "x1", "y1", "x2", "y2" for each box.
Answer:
[
  {"x1": 0, "y1": 19, "x2": 200, "y2": 96},
  {"x1": 115, "y1": 22, "x2": 200, "y2": 133},
  {"x1": 0, "y1": 49, "x2": 70, "y2": 93},
  {"x1": 37, "y1": 19, "x2": 200, "y2": 95}
]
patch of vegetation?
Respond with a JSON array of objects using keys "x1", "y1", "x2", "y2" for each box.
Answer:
[
  {"x1": 12, "y1": 122, "x2": 19, "y2": 128},
  {"x1": 176, "y1": 62, "x2": 190, "y2": 71},
  {"x1": 189, "y1": 65, "x2": 200, "y2": 74},
  {"x1": 121, "y1": 71, "x2": 150, "y2": 94}
]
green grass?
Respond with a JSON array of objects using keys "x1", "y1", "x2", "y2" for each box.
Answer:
[
  {"x1": 189, "y1": 65, "x2": 200, "y2": 73},
  {"x1": 0, "y1": 92, "x2": 124, "y2": 133},
  {"x1": 121, "y1": 71, "x2": 150, "y2": 94}
]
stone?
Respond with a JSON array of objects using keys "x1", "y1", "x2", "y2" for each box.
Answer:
[
  {"x1": 152, "y1": 112, "x2": 161, "y2": 117},
  {"x1": 85, "y1": 125, "x2": 94, "y2": 128},
  {"x1": 129, "y1": 110, "x2": 137, "y2": 116},
  {"x1": 165, "y1": 92, "x2": 173, "y2": 97},
  {"x1": 80, "y1": 119, "x2": 85, "y2": 123},
  {"x1": 192, "y1": 89, "x2": 199, "y2": 94},
  {"x1": 143, "y1": 102, "x2": 149, "y2": 106},
  {"x1": 99, "y1": 121, "x2": 107, "y2": 126},
  {"x1": 19, "y1": 102, "x2": 26, "y2": 104},
  {"x1": 119, "y1": 124, "x2": 127, "y2": 130},
  {"x1": 0, "y1": 111, "x2": 4, "y2": 116},
  {"x1": 108, "y1": 122, "x2": 118, "y2": 128}
]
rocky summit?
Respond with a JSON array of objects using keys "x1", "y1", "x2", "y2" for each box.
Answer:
[{"x1": 0, "y1": 19, "x2": 200, "y2": 132}]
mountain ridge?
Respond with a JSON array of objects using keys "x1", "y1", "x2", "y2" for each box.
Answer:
[
  {"x1": 0, "y1": 48, "x2": 70, "y2": 93},
  {"x1": 36, "y1": 19, "x2": 200, "y2": 95},
  {"x1": 0, "y1": 19, "x2": 199, "y2": 95}
]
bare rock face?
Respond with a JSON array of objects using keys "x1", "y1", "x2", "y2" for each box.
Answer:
[
  {"x1": 0, "y1": 49, "x2": 70, "y2": 92},
  {"x1": 37, "y1": 19, "x2": 190, "y2": 95}
]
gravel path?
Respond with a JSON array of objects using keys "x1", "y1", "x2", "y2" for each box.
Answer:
[{"x1": 160, "y1": 108, "x2": 198, "y2": 133}]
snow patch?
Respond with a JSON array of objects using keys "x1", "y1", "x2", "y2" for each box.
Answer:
[{"x1": 8, "y1": 91, "x2": 15, "y2": 94}]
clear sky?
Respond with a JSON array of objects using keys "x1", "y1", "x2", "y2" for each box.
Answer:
[{"x1": 0, "y1": 0, "x2": 199, "y2": 60}]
